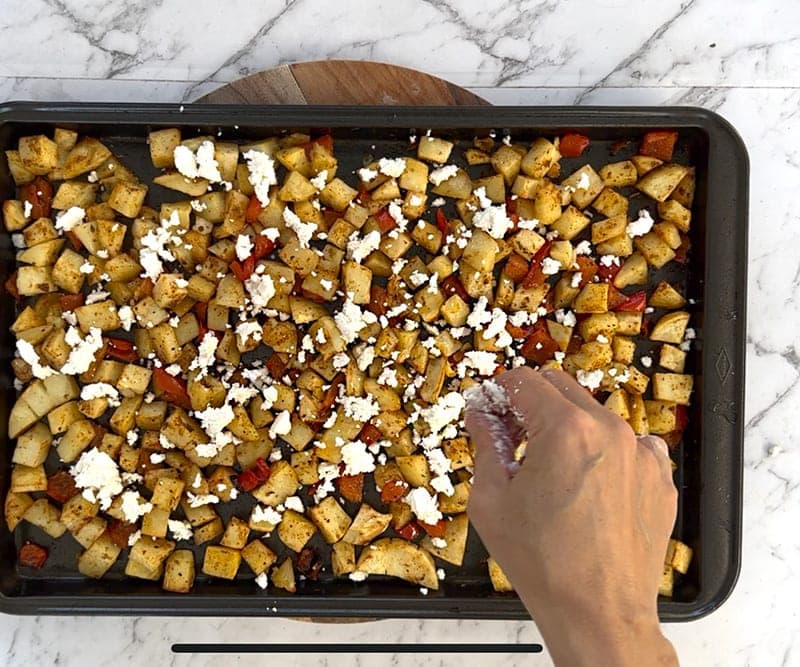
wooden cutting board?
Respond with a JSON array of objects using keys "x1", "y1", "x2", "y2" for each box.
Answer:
[
  {"x1": 197, "y1": 60, "x2": 489, "y2": 106},
  {"x1": 199, "y1": 60, "x2": 485, "y2": 622}
]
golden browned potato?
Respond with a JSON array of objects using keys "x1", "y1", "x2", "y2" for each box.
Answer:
[{"x1": 355, "y1": 538, "x2": 439, "y2": 590}]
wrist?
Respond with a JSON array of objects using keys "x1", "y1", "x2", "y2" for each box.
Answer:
[{"x1": 526, "y1": 597, "x2": 677, "y2": 667}]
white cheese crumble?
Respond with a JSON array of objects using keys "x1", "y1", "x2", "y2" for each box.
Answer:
[
  {"x1": 405, "y1": 487, "x2": 442, "y2": 525},
  {"x1": 127, "y1": 530, "x2": 141, "y2": 547},
  {"x1": 571, "y1": 272, "x2": 583, "y2": 288},
  {"x1": 120, "y1": 491, "x2": 153, "y2": 523},
  {"x1": 378, "y1": 157, "x2": 406, "y2": 178},
  {"x1": 341, "y1": 440, "x2": 376, "y2": 475},
  {"x1": 460, "y1": 350, "x2": 499, "y2": 376},
  {"x1": 418, "y1": 391, "x2": 466, "y2": 439},
  {"x1": 387, "y1": 201, "x2": 408, "y2": 231},
  {"x1": 313, "y1": 462, "x2": 341, "y2": 503},
  {"x1": 575, "y1": 172, "x2": 591, "y2": 190},
  {"x1": 575, "y1": 240, "x2": 593, "y2": 255},
  {"x1": 347, "y1": 230, "x2": 381, "y2": 263},
  {"x1": 168, "y1": 519, "x2": 193, "y2": 541},
  {"x1": 62, "y1": 327, "x2": 104, "y2": 376},
  {"x1": 54, "y1": 206, "x2": 85, "y2": 232},
  {"x1": 429, "y1": 165, "x2": 458, "y2": 186},
  {"x1": 236, "y1": 320, "x2": 263, "y2": 347},
  {"x1": 626, "y1": 209, "x2": 655, "y2": 238},
  {"x1": 334, "y1": 299, "x2": 378, "y2": 344},
  {"x1": 15, "y1": 339, "x2": 56, "y2": 379},
  {"x1": 186, "y1": 492, "x2": 220, "y2": 508},
  {"x1": 310, "y1": 170, "x2": 328, "y2": 190},
  {"x1": 235, "y1": 234, "x2": 254, "y2": 261},
  {"x1": 70, "y1": 448, "x2": 123, "y2": 510},
  {"x1": 472, "y1": 204, "x2": 514, "y2": 239},
  {"x1": 283, "y1": 207, "x2": 317, "y2": 249},
  {"x1": 23, "y1": 200, "x2": 33, "y2": 218},
  {"x1": 358, "y1": 168, "x2": 377, "y2": 182},
  {"x1": 244, "y1": 272, "x2": 276, "y2": 310},
  {"x1": 118, "y1": 305, "x2": 135, "y2": 331},
  {"x1": 340, "y1": 395, "x2": 380, "y2": 423},
  {"x1": 255, "y1": 572, "x2": 269, "y2": 589},
  {"x1": 269, "y1": 410, "x2": 292, "y2": 439},
  {"x1": 189, "y1": 331, "x2": 219, "y2": 378},
  {"x1": 284, "y1": 496, "x2": 304, "y2": 513},
  {"x1": 576, "y1": 369, "x2": 604, "y2": 391},
  {"x1": 243, "y1": 149, "x2": 277, "y2": 207},
  {"x1": 541, "y1": 257, "x2": 561, "y2": 275},
  {"x1": 349, "y1": 571, "x2": 368, "y2": 582},
  {"x1": 80, "y1": 382, "x2": 120, "y2": 407},
  {"x1": 432, "y1": 538, "x2": 448, "y2": 549},
  {"x1": 252, "y1": 504, "x2": 283, "y2": 525},
  {"x1": 640, "y1": 355, "x2": 653, "y2": 368}
]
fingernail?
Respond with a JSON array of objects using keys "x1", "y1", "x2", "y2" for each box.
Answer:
[{"x1": 638, "y1": 435, "x2": 669, "y2": 457}]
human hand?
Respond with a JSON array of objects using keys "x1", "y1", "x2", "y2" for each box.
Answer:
[{"x1": 465, "y1": 367, "x2": 678, "y2": 667}]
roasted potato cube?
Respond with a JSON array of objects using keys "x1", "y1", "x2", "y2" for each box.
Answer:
[
  {"x1": 599, "y1": 160, "x2": 638, "y2": 186},
  {"x1": 461, "y1": 230, "x2": 498, "y2": 272},
  {"x1": 551, "y1": 205, "x2": 590, "y2": 241},
  {"x1": 277, "y1": 509, "x2": 317, "y2": 552},
  {"x1": 252, "y1": 460, "x2": 299, "y2": 507},
  {"x1": 13, "y1": 422, "x2": 52, "y2": 467},
  {"x1": 19, "y1": 135, "x2": 59, "y2": 174},
  {"x1": 637, "y1": 163, "x2": 689, "y2": 202},
  {"x1": 308, "y1": 496, "x2": 353, "y2": 544},
  {"x1": 652, "y1": 373, "x2": 694, "y2": 405},
  {"x1": 650, "y1": 311, "x2": 691, "y2": 344},
  {"x1": 659, "y1": 344, "x2": 687, "y2": 373},
  {"x1": 17, "y1": 266, "x2": 56, "y2": 296},
  {"x1": 488, "y1": 557, "x2": 514, "y2": 592},
  {"x1": 320, "y1": 177, "x2": 358, "y2": 211},
  {"x1": 220, "y1": 516, "x2": 251, "y2": 550},
  {"x1": 650, "y1": 281, "x2": 686, "y2": 309},
  {"x1": 521, "y1": 138, "x2": 560, "y2": 178},
  {"x1": 5, "y1": 492, "x2": 34, "y2": 531},
  {"x1": 355, "y1": 537, "x2": 438, "y2": 589},
  {"x1": 342, "y1": 261, "x2": 373, "y2": 304},
  {"x1": 271, "y1": 558, "x2": 296, "y2": 593},
  {"x1": 613, "y1": 252, "x2": 648, "y2": 289},
  {"x1": 635, "y1": 232, "x2": 675, "y2": 268},
  {"x1": 573, "y1": 283, "x2": 609, "y2": 313},
  {"x1": 241, "y1": 539, "x2": 278, "y2": 576},
  {"x1": 343, "y1": 504, "x2": 392, "y2": 546},
  {"x1": 658, "y1": 199, "x2": 691, "y2": 233},
  {"x1": 56, "y1": 419, "x2": 97, "y2": 463},
  {"x1": 417, "y1": 136, "x2": 454, "y2": 163},
  {"x1": 332, "y1": 541, "x2": 356, "y2": 576},
  {"x1": 108, "y1": 181, "x2": 148, "y2": 218},
  {"x1": 628, "y1": 393, "x2": 649, "y2": 435},
  {"x1": 645, "y1": 400, "x2": 678, "y2": 435},
  {"x1": 117, "y1": 364, "x2": 152, "y2": 397},
  {"x1": 202, "y1": 545, "x2": 241, "y2": 580},
  {"x1": 23, "y1": 498, "x2": 66, "y2": 537},
  {"x1": 78, "y1": 534, "x2": 120, "y2": 578},
  {"x1": 148, "y1": 128, "x2": 181, "y2": 168},
  {"x1": 162, "y1": 549, "x2": 195, "y2": 593}
]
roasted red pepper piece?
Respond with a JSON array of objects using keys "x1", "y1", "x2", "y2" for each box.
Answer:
[
  {"x1": 245, "y1": 195, "x2": 264, "y2": 224},
  {"x1": 253, "y1": 233, "x2": 275, "y2": 260},
  {"x1": 4, "y1": 272, "x2": 19, "y2": 299},
  {"x1": 559, "y1": 133, "x2": 590, "y2": 158},
  {"x1": 58, "y1": 293, "x2": 85, "y2": 311},
  {"x1": 193, "y1": 301, "x2": 208, "y2": 324},
  {"x1": 435, "y1": 208, "x2": 450, "y2": 237},
  {"x1": 152, "y1": 367, "x2": 191, "y2": 409},
  {"x1": 314, "y1": 134, "x2": 334, "y2": 153},
  {"x1": 440, "y1": 275, "x2": 470, "y2": 301},
  {"x1": 46, "y1": 470, "x2": 79, "y2": 504},
  {"x1": 367, "y1": 284, "x2": 390, "y2": 317},
  {"x1": 265, "y1": 353, "x2": 287, "y2": 379},
  {"x1": 503, "y1": 253, "x2": 530, "y2": 284},
  {"x1": 337, "y1": 473, "x2": 364, "y2": 503},
  {"x1": 573, "y1": 256, "x2": 598, "y2": 288},
  {"x1": 106, "y1": 337, "x2": 139, "y2": 363},
  {"x1": 675, "y1": 234, "x2": 690, "y2": 264},
  {"x1": 106, "y1": 519, "x2": 139, "y2": 550},
  {"x1": 18, "y1": 542, "x2": 48, "y2": 569},
  {"x1": 675, "y1": 405, "x2": 688, "y2": 432},
  {"x1": 19, "y1": 177, "x2": 54, "y2": 220},
  {"x1": 396, "y1": 521, "x2": 422, "y2": 541},
  {"x1": 358, "y1": 423, "x2": 383, "y2": 445},
  {"x1": 520, "y1": 320, "x2": 560, "y2": 366},
  {"x1": 317, "y1": 373, "x2": 346, "y2": 425},
  {"x1": 596, "y1": 262, "x2": 622, "y2": 283},
  {"x1": 505, "y1": 322, "x2": 534, "y2": 340},
  {"x1": 614, "y1": 290, "x2": 647, "y2": 313},
  {"x1": 65, "y1": 230, "x2": 82, "y2": 250},
  {"x1": 420, "y1": 519, "x2": 447, "y2": 538},
  {"x1": 251, "y1": 457, "x2": 271, "y2": 483},
  {"x1": 236, "y1": 469, "x2": 259, "y2": 493},
  {"x1": 639, "y1": 131, "x2": 679, "y2": 162},
  {"x1": 606, "y1": 286, "x2": 629, "y2": 311},
  {"x1": 521, "y1": 240, "x2": 553, "y2": 288},
  {"x1": 380, "y1": 479, "x2": 409, "y2": 504},
  {"x1": 375, "y1": 208, "x2": 397, "y2": 233}
]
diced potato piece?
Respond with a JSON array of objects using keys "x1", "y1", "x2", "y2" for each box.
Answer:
[
  {"x1": 649, "y1": 281, "x2": 686, "y2": 309},
  {"x1": 645, "y1": 400, "x2": 678, "y2": 435},
  {"x1": 202, "y1": 545, "x2": 241, "y2": 580},
  {"x1": 220, "y1": 516, "x2": 251, "y2": 550},
  {"x1": 277, "y1": 509, "x2": 317, "y2": 552},
  {"x1": 241, "y1": 539, "x2": 278, "y2": 576},
  {"x1": 78, "y1": 534, "x2": 121, "y2": 578},
  {"x1": 488, "y1": 557, "x2": 514, "y2": 592},
  {"x1": 591, "y1": 214, "x2": 627, "y2": 244},
  {"x1": 652, "y1": 373, "x2": 694, "y2": 405},
  {"x1": 19, "y1": 135, "x2": 59, "y2": 174},
  {"x1": 5, "y1": 492, "x2": 34, "y2": 531},
  {"x1": 573, "y1": 283, "x2": 609, "y2": 313},
  {"x1": 628, "y1": 393, "x2": 649, "y2": 435},
  {"x1": 613, "y1": 252, "x2": 648, "y2": 289},
  {"x1": 271, "y1": 558, "x2": 296, "y2": 593},
  {"x1": 417, "y1": 136, "x2": 454, "y2": 163},
  {"x1": 23, "y1": 498, "x2": 66, "y2": 538},
  {"x1": 421, "y1": 513, "x2": 469, "y2": 566},
  {"x1": 650, "y1": 311, "x2": 690, "y2": 344},
  {"x1": 659, "y1": 344, "x2": 687, "y2": 373},
  {"x1": 658, "y1": 199, "x2": 691, "y2": 233},
  {"x1": 13, "y1": 422, "x2": 52, "y2": 467},
  {"x1": 461, "y1": 230, "x2": 498, "y2": 273},
  {"x1": 308, "y1": 496, "x2": 353, "y2": 544},
  {"x1": 635, "y1": 232, "x2": 675, "y2": 268},
  {"x1": 162, "y1": 549, "x2": 195, "y2": 593},
  {"x1": 108, "y1": 181, "x2": 148, "y2": 218},
  {"x1": 521, "y1": 138, "x2": 560, "y2": 178},
  {"x1": 320, "y1": 178, "x2": 358, "y2": 211},
  {"x1": 637, "y1": 163, "x2": 689, "y2": 202},
  {"x1": 332, "y1": 541, "x2": 356, "y2": 576}
]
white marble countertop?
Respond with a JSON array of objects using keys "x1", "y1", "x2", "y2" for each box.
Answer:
[{"x1": 1, "y1": 0, "x2": 798, "y2": 665}]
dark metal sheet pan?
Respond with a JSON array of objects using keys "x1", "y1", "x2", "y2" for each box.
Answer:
[{"x1": 0, "y1": 104, "x2": 747, "y2": 620}]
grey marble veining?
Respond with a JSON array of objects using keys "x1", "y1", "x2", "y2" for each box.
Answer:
[{"x1": 0, "y1": 0, "x2": 798, "y2": 665}]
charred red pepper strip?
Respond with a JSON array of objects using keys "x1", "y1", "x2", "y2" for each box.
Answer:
[
  {"x1": 245, "y1": 195, "x2": 264, "y2": 224},
  {"x1": 65, "y1": 230, "x2": 82, "y2": 250},
  {"x1": 606, "y1": 286, "x2": 629, "y2": 311},
  {"x1": 106, "y1": 337, "x2": 139, "y2": 362},
  {"x1": 521, "y1": 240, "x2": 553, "y2": 288},
  {"x1": 19, "y1": 177, "x2": 53, "y2": 220},
  {"x1": 337, "y1": 473, "x2": 364, "y2": 503},
  {"x1": 358, "y1": 423, "x2": 383, "y2": 445},
  {"x1": 639, "y1": 130, "x2": 679, "y2": 162},
  {"x1": 236, "y1": 469, "x2": 259, "y2": 493},
  {"x1": 106, "y1": 519, "x2": 139, "y2": 549},
  {"x1": 675, "y1": 405, "x2": 688, "y2": 432},
  {"x1": 252, "y1": 457, "x2": 271, "y2": 483},
  {"x1": 519, "y1": 320, "x2": 561, "y2": 366},
  {"x1": 395, "y1": 521, "x2": 422, "y2": 541},
  {"x1": 574, "y1": 256, "x2": 598, "y2": 288},
  {"x1": 503, "y1": 253, "x2": 530, "y2": 284},
  {"x1": 375, "y1": 208, "x2": 397, "y2": 233},
  {"x1": 46, "y1": 470, "x2": 79, "y2": 503},
  {"x1": 614, "y1": 290, "x2": 647, "y2": 313},
  {"x1": 380, "y1": 479, "x2": 409, "y2": 503},
  {"x1": 58, "y1": 293, "x2": 85, "y2": 311},
  {"x1": 152, "y1": 367, "x2": 191, "y2": 409},
  {"x1": 440, "y1": 275, "x2": 470, "y2": 301},
  {"x1": 252, "y1": 234, "x2": 275, "y2": 260},
  {"x1": 435, "y1": 209, "x2": 450, "y2": 237},
  {"x1": 559, "y1": 133, "x2": 590, "y2": 158},
  {"x1": 420, "y1": 519, "x2": 447, "y2": 538},
  {"x1": 596, "y1": 262, "x2": 621, "y2": 283},
  {"x1": 18, "y1": 542, "x2": 48, "y2": 569}
]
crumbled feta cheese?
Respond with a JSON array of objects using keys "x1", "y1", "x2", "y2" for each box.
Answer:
[
  {"x1": 517, "y1": 218, "x2": 539, "y2": 230},
  {"x1": 555, "y1": 309, "x2": 577, "y2": 328},
  {"x1": 431, "y1": 197, "x2": 446, "y2": 207},
  {"x1": 70, "y1": 448, "x2": 123, "y2": 510},
  {"x1": 149, "y1": 452, "x2": 166, "y2": 464},
  {"x1": 243, "y1": 150, "x2": 277, "y2": 207},
  {"x1": 358, "y1": 168, "x2": 377, "y2": 182},
  {"x1": 62, "y1": 327, "x2": 104, "y2": 375},
  {"x1": 244, "y1": 272, "x2": 276, "y2": 310},
  {"x1": 80, "y1": 382, "x2": 120, "y2": 407},
  {"x1": 252, "y1": 504, "x2": 283, "y2": 525},
  {"x1": 554, "y1": 351, "x2": 566, "y2": 362},
  {"x1": 194, "y1": 140, "x2": 222, "y2": 181},
  {"x1": 334, "y1": 299, "x2": 378, "y2": 344},
  {"x1": 419, "y1": 587, "x2": 429, "y2": 595},
  {"x1": 419, "y1": 392, "x2": 465, "y2": 439},
  {"x1": 640, "y1": 355, "x2": 653, "y2": 368},
  {"x1": 432, "y1": 538, "x2": 448, "y2": 549},
  {"x1": 473, "y1": 187, "x2": 493, "y2": 210},
  {"x1": 461, "y1": 350, "x2": 499, "y2": 376},
  {"x1": 627, "y1": 209, "x2": 655, "y2": 238},
  {"x1": 22, "y1": 200, "x2": 33, "y2": 219},
  {"x1": 284, "y1": 496, "x2": 304, "y2": 513},
  {"x1": 283, "y1": 207, "x2": 317, "y2": 248},
  {"x1": 541, "y1": 257, "x2": 561, "y2": 275},
  {"x1": 378, "y1": 157, "x2": 406, "y2": 178},
  {"x1": 408, "y1": 270, "x2": 428, "y2": 288},
  {"x1": 472, "y1": 203, "x2": 514, "y2": 239},
  {"x1": 575, "y1": 172, "x2": 591, "y2": 190},
  {"x1": 117, "y1": 305, "x2": 135, "y2": 332},
  {"x1": 236, "y1": 320, "x2": 263, "y2": 347},
  {"x1": 341, "y1": 440, "x2": 376, "y2": 475},
  {"x1": 684, "y1": 327, "x2": 696, "y2": 340},
  {"x1": 269, "y1": 410, "x2": 292, "y2": 439},
  {"x1": 254, "y1": 572, "x2": 268, "y2": 589},
  {"x1": 576, "y1": 369, "x2": 604, "y2": 391},
  {"x1": 596, "y1": 334, "x2": 609, "y2": 344},
  {"x1": 120, "y1": 491, "x2": 153, "y2": 523},
  {"x1": 405, "y1": 487, "x2": 442, "y2": 524},
  {"x1": 313, "y1": 462, "x2": 341, "y2": 503},
  {"x1": 347, "y1": 229, "x2": 381, "y2": 263},
  {"x1": 173, "y1": 145, "x2": 199, "y2": 178},
  {"x1": 571, "y1": 272, "x2": 583, "y2": 288},
  {"x1": 310, "y1": 170, "x2": 328, "y2": 190},
  {"x1": 599, "y1": 254, "x2": 620, "y2": 268},
  {"x1": 437, "y1": 567, "x2": 446, "y2": 580},
  {"x1": 189, "y1": 332, "x2": 219, "y2": 378},
  {"x1": 186, "y1": 492, "x2": 219, "y2": 508},
  {"x1": 387, "y1": 201, "x2": 408, "y2": 231},
  {"x1": 235, "y1": 234, "x2": 254, "y2": 261},
  {"x1": 340, "y1": 395, "x2": 380, "y2": 423},
  {"x1": 15, "y1": 339, "x2": 56, "y2": 379},
  {"x1": 429, "y1": 164, "x2": 458, "y2": 186},
  {"x1": 54, "y1": 206, "x2": 85, "y2": 232},
  {"x1": 127, "y1": 530, "x2": 141, "y2": 547},
  {"x1": 377, "y1": 367, "x2": 398, "y2": 387},
  {"x1": 349, "y1": 571, "x2": 368, "y2": 582},
  {"x1": 168, "y1": 519, "x2": 193, "y2": 541},
  {"x1": 575, "y1": 240, "x2": 593, "y2": 255}
]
